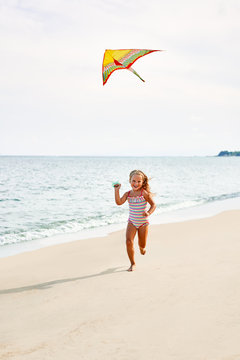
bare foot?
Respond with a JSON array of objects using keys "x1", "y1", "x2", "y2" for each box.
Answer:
[
  {"x1": 139, "y1": 247, "x2": 146, "y2": 255},
  {"x1": 127, "y1": 264, "x2": 136, "y2": 272}
]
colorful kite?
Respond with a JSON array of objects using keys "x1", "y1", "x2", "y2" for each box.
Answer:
[{"x1": 102, "y1": 49, "x2": 163, "y2": 85}]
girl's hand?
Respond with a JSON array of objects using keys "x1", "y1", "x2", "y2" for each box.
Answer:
[
  {"x1": 142, "y1": 210, "x2": 149, "y2": 217},
  {"x1": 114, "y1": 183, "x2": 121, "y2": 189}
]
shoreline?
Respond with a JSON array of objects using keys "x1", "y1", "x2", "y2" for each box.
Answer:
[
  {"x1": 1, "y1": 196, "x2": 240, "y2": 259},
  {"x1": 1, "y1": 209, "x2": 240, "y2": 359}
]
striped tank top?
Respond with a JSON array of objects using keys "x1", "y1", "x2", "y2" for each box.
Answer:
[{"x1": 128, "y1": 190, "x2": 149, "y2": 229}]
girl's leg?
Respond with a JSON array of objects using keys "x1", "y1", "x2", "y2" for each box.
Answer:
[
  {"x1": 138, "y1": 224, "x2": 149, "y2": 255},
  {"x1": 126, "y1": 222, "x2": 137, "y2": 271}
]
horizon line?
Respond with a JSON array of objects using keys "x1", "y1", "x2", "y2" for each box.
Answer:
[{"x1": 0, "y1": 154, "x2": 217, "y2": 157}]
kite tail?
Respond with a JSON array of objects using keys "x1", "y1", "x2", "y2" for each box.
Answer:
[{"x1": 128, "y1": 67, "x2": 145, "y2": 82}]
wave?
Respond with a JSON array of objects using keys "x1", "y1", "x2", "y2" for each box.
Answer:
[
  {"x1": 1, "y1": 191, "x2": 240, "y2": 247},
  {"x1": 153, "y1": 192, "x2": 240, "y2": 217},
  {"x1": 0, "y1": 213, "x2": 127, "y2": 246},
  {"x1": 0, "y1": 198, "x2": 21, "y2": 202},
  {"x1": 204, "y1": 192, "x2": 240, "y2": 203}
]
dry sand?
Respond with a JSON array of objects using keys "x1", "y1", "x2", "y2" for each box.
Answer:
[{"x1": 1, "y1": 210, "x2": 240, "y2": 360}]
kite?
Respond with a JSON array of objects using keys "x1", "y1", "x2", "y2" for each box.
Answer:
[{"x1": 102, "y1": 49, "x2": 163, "y2": 85}]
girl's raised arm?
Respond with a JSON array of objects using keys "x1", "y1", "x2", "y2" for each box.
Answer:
[{"x1": 114, "y1": 184, "x2": 128, "y2": 205}]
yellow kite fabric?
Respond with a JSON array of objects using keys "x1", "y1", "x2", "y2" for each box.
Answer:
[{"x1": 102, "y1": 49, "x2": 162, "y2": 85}]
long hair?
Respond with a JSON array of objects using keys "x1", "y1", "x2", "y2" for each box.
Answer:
[{"x1": 129, "y1": 170, "x2": 152, "y2": 194}]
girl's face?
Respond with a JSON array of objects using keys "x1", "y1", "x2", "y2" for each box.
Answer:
[{"x1": 130, "y1": 174, "x2": 143, "y2": 192}]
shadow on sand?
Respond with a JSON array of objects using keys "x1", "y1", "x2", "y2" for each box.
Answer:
[{"x1": 0, "y1": 267, "x2": 126, "y2": 295}]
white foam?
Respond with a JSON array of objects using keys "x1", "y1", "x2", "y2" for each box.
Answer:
[{"x1": 1, "y1": 197, "x2": 240, "y2": 259}]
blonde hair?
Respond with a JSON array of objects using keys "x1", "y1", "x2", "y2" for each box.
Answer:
[{"x1": 129, "y1": 170, "x2": 152, "y2": 194}]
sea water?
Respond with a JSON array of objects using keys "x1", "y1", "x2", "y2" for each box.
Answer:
[{"x1": 0, "y1": 156, "x2": 240, "y2": 257}]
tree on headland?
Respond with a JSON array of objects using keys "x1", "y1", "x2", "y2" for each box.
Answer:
[{"x1": 218, "y1": 151, "x2": 240, "y2": 156}]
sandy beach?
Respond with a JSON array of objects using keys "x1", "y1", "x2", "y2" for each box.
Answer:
[{"x1": 1, "y1": 210, "x2": 240, "y2": 360}]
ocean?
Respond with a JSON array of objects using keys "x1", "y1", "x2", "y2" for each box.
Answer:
[{"x1": 1, "y1": 156, "x2": 240, "y2": 257}]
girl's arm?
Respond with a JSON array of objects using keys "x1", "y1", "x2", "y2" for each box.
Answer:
[
  {"x1": 114, "y1": 184, "x2": 128, "y2": 205},
  {"x1": 142, "y1": 190, "x2": 156, "y2": 216}
]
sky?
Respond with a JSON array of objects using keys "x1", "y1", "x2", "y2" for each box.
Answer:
[{"x1": 0, "y1": 0, "x2": 240, "y2": 156}]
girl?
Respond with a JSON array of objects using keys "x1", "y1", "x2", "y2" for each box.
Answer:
[{"x1": 114, "y1": 170, "x2": 156, "y2": 272}]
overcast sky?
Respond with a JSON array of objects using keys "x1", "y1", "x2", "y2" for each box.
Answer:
[{"x1": 1, "y1": 0, "x2": 239, "y2": 156}]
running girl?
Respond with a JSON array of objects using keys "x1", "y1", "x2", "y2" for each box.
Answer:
[{"x1": 113, "y1": 170, "x2": 156, "y2": 271}]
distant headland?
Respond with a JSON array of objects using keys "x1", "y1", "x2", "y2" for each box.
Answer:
[{"x1": 217, "y1": 151, "x2": 240, "y2": 157}]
